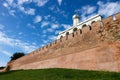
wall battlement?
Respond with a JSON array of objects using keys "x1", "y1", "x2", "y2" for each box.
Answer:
[{"x1": 6, "y1": 12, "x2": 120, "y2": 72}]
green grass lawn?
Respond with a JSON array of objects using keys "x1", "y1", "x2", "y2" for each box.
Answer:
[{"x1": 0, "y1": 68, "x2": 120, "y2": 80}]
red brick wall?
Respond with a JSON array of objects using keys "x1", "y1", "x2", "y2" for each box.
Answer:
[{"x1": 7, "y1": 12, "x2": 120, "y2": 72}]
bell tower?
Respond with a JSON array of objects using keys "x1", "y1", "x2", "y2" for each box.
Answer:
[{"x1": 72, "y1": 14, "x2": 80, "y2": 26}]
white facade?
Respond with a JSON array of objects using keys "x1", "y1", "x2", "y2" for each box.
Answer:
[{"x1": 57, "y1": 14, "x2": 102, "y2": 39}]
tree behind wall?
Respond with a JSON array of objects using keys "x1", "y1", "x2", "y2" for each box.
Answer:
[{"x1": 10, "y1": 52, "x2": 25, "y2": 61}]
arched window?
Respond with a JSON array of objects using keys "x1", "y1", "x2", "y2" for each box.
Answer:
[
  {"x1": 73, "y1": 27, "x2": 78, "y2": 35},
  {"x1": 42, "y1": 47, "x2": 44, "y2": 50},
  {"x1": 55, "y1": 40, "x2": 57, "y2": 44},
  {"x1": 46, "y1": 45, "x2": 48, "y2": 48},
  {"x1": 60, "y1": 36, "x2": 63, "y2": 42},
  {"x1": 80, "y1": 29, "x2": 82, "y2": 34},
  {"x1": 91, "y1": 21, "x2": 96, "y2": 24},
  {"x1": 60, "y1": 36, "x2": 63, "y2": 39},
  {"x1": 66, "y1": 32, "x2": 69, "y2": 40},
  {"x1": 73, "y1": 27, "x2": 78, "y2": 32},
  {"x1": 50, "y1": 43, "x2": 52, "y2": 46},
  {"x1": 66, "y1": 32, "x2": 69, "y2": 35},
  {"x1": 82, "y1": 24, "x2": 87, "y2": 28},
  {"x1": 72, "y1": 33, "x2": 74, "y2": 37},
  {"x1": 88, "y1": 25, "x2": 92, "y2": 30}
]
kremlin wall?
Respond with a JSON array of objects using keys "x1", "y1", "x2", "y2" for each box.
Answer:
[{"x1": 6, "y1": 12, "x2": 120, "y2": 72}]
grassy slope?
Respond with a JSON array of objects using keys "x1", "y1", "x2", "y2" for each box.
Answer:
[{"x1": 0, "y1": 68, "x2": 120, "y2": 80}]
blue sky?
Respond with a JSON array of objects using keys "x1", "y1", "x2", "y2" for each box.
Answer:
[{"x1": 0, "y1": 0, "x2": 120, "y2": 67}]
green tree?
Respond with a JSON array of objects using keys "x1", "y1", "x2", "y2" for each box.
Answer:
[
  {"x1": 10, "y1": 52, "x2": 25, "y2": 61},
  {"x1": 0, "y1": 66, "x2": 5, "y2": 69}
]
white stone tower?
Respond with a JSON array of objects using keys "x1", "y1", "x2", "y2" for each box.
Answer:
[{"x1": 72, "y1": 14, "x2": 80, "y2": 26}]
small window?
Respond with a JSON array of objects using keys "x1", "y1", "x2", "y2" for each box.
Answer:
[
  {"x1": 60, "y1": 36, "x2": 63, "y2": 42},
  {"x1": 55, "y1": 40, "x2": 57, "y2": 44},
  {"x1": 73, "y1": 27, "x2": 78, "y2": 32},
  {"x1": 46, "y1": 45, "x2": 48, "y2": 48},
  {"x1": 80, "y1": 29, "x2": 82, "y2": 34},
  {"x1": 82, "y1": 24, "x2": 87, "y2": 28},
  {"x1": 88, "y1": 25, "x2": 92, "y2": 30},
  {"x1": 66, "y1": 32, "x2": 69, "y2": 35},
  {"x1": 91, "y1": 21, "x2": 96, "y2": 24},
  {"x1": 60, "y1": 36, "x2": 63, "y2": 39},
  {"x1": 66, "y1": 32, "x2": 69, "y2": 40},
  {"x1": 50, "y1": 43, "x2": 52, "y2": 46},
  {"x1": 72, "y1": 33, "x2": 74, "y2": 37}
]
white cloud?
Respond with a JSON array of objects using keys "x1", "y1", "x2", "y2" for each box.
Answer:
[
  {"x1": 55, "y1": 30, "x2": 62, "y2": 34},
  {"x1": 0, "y1": 31, "x2": 38, "y2": 53},
  {"x1": 51, "y1": 24, "x2": 59, "y2": 29},
  {"x1": 33, "y1": 0, "x2": 48, "y2": 7},
  {"x1": 9, "y1": 0, "x2": 48, "y2": 9},
  {"x1": 40, "y1": 44, "x2": 45, "y2": 47},
  {"x1": 0, "y1": 24, "x2": 4, "y2": 30},
  {"x1": 75, "y1": 5, "x2": 97, "y2": 21},
  {"x1": 18, "y1": 32, "x2": 23, "y2": 35},
  {"x1": 34, "y1": 15, "x2": 42, "y2": 23},
  {"x1": 41, "y1": 21, "x2": 49, "y2": 28},
  {"x1": 97, "y1": 1, "x2": 120, "y2": 17},
  {"x1": 7, "y1": 0, "x2": 14, "y2": 5},
  {"x1": 75, "y1": 1, "x2": 120, "y2": 21},
  {"x1": 43, "y1": 40, "x2": 49, "y2": 44},
  {"x1": 27, "y1": 23, "x2": 35, "y2": 29},
  {"x1": 81, "y1": 13, "x2": 97, "y2": 21},
  {"x1": 62, "y1": 24, "x2": 71, "y2": 29},
  {"x1": 49, "y1": 5, "x2": 67, "y2": 18},
  {"x1": 47, "y1": 28, "x2": 54, "y2": 32},
  {"x1": 18, "y1": 5, "x2": 25, "y2": 11},
  {"x1": 0, "y1": 50, "x2": 12, "y2": 57},
  {"x1": 82, "y1": 5, "x2": 96, "y2": 14},
  {"x1": 44, "y1": 15, "x2": 51, "y2": 20},
  {"x1": 43, "y1": 30, "x2": 47, "y2": 34},
  {"x1": 3, "y1": 2, "x2": 9, "y2": 8},
  {"x1": 57, "y1": 0, "x2": 62, "y2": 6},
  {"x1": 17, "y1": 0, "x2": 48, "y2": 7},
  {"x1": 3, "y1": 2, "x2": 16, "y2": 16},
  {"x1": 42, "y1": 23, "x2": 59, "y2": 33},
  {"x1": 9, "y1": 10, "x2": 16, "y2": 16},
  {"x1": 3, "y1": 0, "x2": 35, "y2": 16},
  {"x1": 26, "y1": 8, "x2": 35, "y2": 15},
  {"x1": 19, "y1": 6, "x2": 35, "y2": 15},
  {"x1": 17, "y1": 0, "x2": 32, "y2": 5},
  {"x1": 48, "y1": 35, "x2": 57, "y2": 41}
]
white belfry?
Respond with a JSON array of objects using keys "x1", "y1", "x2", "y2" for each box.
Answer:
[{"x1": 72, "y1": 14, "x2": 80, "y2": 26}]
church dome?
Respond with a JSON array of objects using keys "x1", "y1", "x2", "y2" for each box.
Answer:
[{"x1": 72, "y1": 14, "x2": 80, "y2": 19}]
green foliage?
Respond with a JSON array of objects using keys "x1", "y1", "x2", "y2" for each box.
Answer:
[
  {"x1": 0, "y1": 66, "x2": 5, "y2": 69},
  {"x1": 10, "y1": 52, "x2": 25, "y2": 61},
  {"x1": 0, "y1": 68, "x2": 120, "y2": 80}
]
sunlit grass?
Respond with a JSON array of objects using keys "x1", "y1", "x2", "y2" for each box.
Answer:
[{"x1": 0, "y1": 68, "x2": 120, "y2": 80}]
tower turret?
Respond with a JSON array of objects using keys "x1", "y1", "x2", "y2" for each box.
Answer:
[{"x1": 72, "y1": 14, "x2": 80, "y2": 26}]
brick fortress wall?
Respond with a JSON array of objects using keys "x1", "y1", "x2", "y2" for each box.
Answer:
[{"x1": 7, "y1": 12, "x2": 120, "y2": 72}]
